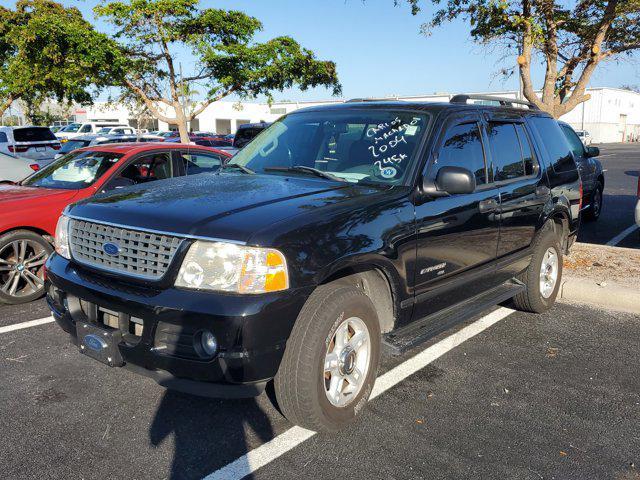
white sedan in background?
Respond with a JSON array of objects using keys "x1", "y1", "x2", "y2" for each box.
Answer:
[{"x1": 0, "y1": 151, "x2": 35, "y2": 182}]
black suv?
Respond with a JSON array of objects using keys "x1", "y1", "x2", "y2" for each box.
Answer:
[{"x1": 46, "y1": 95, "x2": 581, "y2": 432}]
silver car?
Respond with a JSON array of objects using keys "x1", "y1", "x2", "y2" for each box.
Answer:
[
  {"x1": 0, "y1": 151, "x2": 35, "y2": 182},
  {"x1": 0, "y1": 126, "x2": 61, "y2": 164}
]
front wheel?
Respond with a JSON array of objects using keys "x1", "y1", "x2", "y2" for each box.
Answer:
[
  {"x1": 0, "y1": 230, "x2": 52, "y2": 305},
  {"x1": 511, "y1": 225, "x2": 563, "y2": 313},
  {"x1": 274, "y1": 284, "x2": 381, "y2": 432}
]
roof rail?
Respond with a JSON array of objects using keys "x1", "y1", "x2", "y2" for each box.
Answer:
[
  {"x1": 450, "y1": 94, "x2": 540, "y2": 110},
  {"x1": 345, "y1": 97, "x2": 402, "y2": 103}
]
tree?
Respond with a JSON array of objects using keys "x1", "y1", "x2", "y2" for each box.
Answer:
[
  {"x1": 397, "y1": 0, "x2": 640, "y2": 118},
  {"x1": 95, "y1": 0, "x2": 342, "y2": 143},
  {"x1": 0, "y1": 0, "x2": 119, "y2": 119}
]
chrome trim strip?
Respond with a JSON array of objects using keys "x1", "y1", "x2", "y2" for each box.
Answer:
[{"x1": 66, "y1": 214, "x2": 247, "y2": 245}]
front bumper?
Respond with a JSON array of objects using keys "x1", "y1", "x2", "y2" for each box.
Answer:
[{"x1": 46, "y1": 254, "x2": 313, "y2": 398}]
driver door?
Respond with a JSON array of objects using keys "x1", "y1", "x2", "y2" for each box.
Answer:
[{"x1": 412, "y1": 112, "x2": 501, "y2": 320}]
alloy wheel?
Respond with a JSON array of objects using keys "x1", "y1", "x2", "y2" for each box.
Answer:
[
  {"x1": 539, "y1": 247, "x2": 559, "y2": 299},
  {"x1": 0, "y1": 239, "x2": 48, "y2": 298},
  {"x1": 323, "y1": 316, "x2": 371, "y2": 407}
]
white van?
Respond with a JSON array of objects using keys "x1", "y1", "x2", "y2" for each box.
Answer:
[{"x1": 55, "y1": 122, "x2": 131, "y2": 141}]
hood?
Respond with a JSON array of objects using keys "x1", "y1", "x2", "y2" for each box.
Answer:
[
  {"x1": 69, "y1": 173, "x2": 380, "y2": 243},
  {"x1": 0, "y1": 184, "x2": 79, "y2": 205}
]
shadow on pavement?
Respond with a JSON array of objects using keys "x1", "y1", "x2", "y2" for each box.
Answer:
[
  {"x1": 150, "y1": 390, "x2": 275, "y2": 480},
  {"x1": 577, "y1": 193, "x2": 637, "y2": 247}
]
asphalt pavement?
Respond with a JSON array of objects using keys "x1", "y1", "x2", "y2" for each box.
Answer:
[
  {"x1": 578, "y1": 143, "x2": 639, "y2": 249},
  {"x1": 1, "y1": 299, "x2": 638, "y2": 480}
]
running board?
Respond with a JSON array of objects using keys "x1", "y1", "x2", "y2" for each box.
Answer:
[{"x1": 382, "y1": 280, "x2": 525, "y2": 356}]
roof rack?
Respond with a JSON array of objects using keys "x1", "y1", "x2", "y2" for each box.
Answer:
[
  {"x1": 345, "y1": 97, "x2": 403, "y2": 103},
  {"x1": 450, "y1": 94, "x2": 540, "y2": 110}
]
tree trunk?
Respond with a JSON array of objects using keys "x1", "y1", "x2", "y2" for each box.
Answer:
[
  {"x1": 175, "y1": 104, "x2": 190, "y2": 143},
  {"x1": 0, "y1": 95, "x2": 15, "y2": 119}
]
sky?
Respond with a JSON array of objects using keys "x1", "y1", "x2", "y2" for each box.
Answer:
[{"x1": 3, "y1": 0, "x2": 639, "y2": 102}]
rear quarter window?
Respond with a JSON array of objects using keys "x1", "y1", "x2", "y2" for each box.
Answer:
[
  {"x1": 528, "y1": 116, "x2": 576, "y2": 173},
  {"x1": 13, "y1": 127, "x2": 57, "y2": 142}
]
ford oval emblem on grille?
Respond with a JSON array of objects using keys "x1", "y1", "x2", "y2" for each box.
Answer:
[
  {"x1": 102, "y1": 242, "x2": 120, "y2": 256},
  {"x1": 84, "y1": 334, "x2": 107, "y2": 352}
]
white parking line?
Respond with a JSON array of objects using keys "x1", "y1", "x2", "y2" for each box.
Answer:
[
  {"x1": 0, "y1": 316, "x2": 54, "y2": 335},
  {"x1": 202, "y1": 306, "x2": 515, "y2": 480},
  {"x1": 606, "y1": 224, "x2": 639, "y2": 246}
]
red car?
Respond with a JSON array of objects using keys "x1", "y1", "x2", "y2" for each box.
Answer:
[{"x1": 0, "y1": 143, "x2": 232, "y2": 304}]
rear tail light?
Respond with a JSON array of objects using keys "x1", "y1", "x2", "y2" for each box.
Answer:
[
  {"x1": 578, "y1": 182, "x2": 583, "y2": 210},
  {"x1": 8, "y1": 145, "x2": 29, "y2": 153},
  {"x1": 29, "y1": 164, "x2": 40, "y2": 171},
  {"x1": 51, "y1": 144, "x2": 61, "y2": 150},
  {"x1": 637, "y1": 176, "x2": 640, "y2": 199}
]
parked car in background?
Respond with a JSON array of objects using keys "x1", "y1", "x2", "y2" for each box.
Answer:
[
  {"x1": 46, "y1": 95, "x2": 581, "y2": 432},
  {"x1": 574, "y1": 130, "x2": 593, "y2": 145},
  {"x1": 0, "y1": 126, "x2": 61, "y2": 165},
  {"x1": 95, "y1": 126, "x2": 136, "y2": 136},
  {"x1": 0, "y1": 151, "x2": 35, "y2": 182},
  {"x1": 54, "y1": 134, "x2": 166, "y2": 160},
  {"x1": 166, "y1": 134, "x2": 233, "y2": 147},
  {"x1": 559, "y1": 121, "x2": 604, "y2": 221},
  {"x1": 233, "y1": 122, "x2": 271, "y2": 149},
  {"x1": 0, "y1": 143, "x2": 232, "y2": 305},
  {"x1": 56, "y1": 122, "x2": 130, "y2": 141},
  {"x1": 49, "y1": 126, "x2": 63, "y2": 134}
]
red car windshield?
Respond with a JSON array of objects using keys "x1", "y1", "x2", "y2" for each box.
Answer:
[{"x1": 21, "y1": 150, "x2": 124, "y2": 190}]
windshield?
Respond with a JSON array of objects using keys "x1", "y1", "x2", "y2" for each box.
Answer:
[
  {"x1": 96, "y1": 127, "x2": 112, "y2": 134},
  {"x1": 22, "y1": 150, "x2": 123, "y2": 190},
  {"x1": 230, "y1": 110, "x2": 430, "y2": 185},
  {"x1": 60, "y1": 123, "x2": 82, "y2": 133},
  {"x1": 59, "y1": 139, "x2": 90, "y2": 154}
]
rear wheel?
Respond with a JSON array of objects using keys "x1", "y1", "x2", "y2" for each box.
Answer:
[
  {"x1": 274, "y1": 284, "x2": 380, "y2": 432},
  {"x1": 0, "y1": 230, "x2": 52, "y2": 305},
  {"x1": 511, "y1": 224, "x2": 563, "y2": 313},
  {"x1": 584, "y1": 183, "x2": 603, "y2": 221}
]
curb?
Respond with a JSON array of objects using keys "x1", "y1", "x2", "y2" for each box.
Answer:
[{"x1": 559, "y1": 275, "x2": 640, "y2": 314}]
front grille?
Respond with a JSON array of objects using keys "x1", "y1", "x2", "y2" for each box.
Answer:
[{"x1": 69, "y1": 219, "x2": 183, "y2": 280}]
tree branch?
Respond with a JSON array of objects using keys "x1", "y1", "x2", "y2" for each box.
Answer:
[
  {"x1": 124, "y1": 79, "x2": 176, "y2": 124},
  {"x1": 0, "y1": 93, "x2": 16, "y2": 118},
  {"x1": 186, "y1": 85, "x2": 239, "y2": 120}
]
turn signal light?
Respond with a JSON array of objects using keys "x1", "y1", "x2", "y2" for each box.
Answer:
[{"x1": 29, "y1": 164, "x2": 40, "y2": 171}]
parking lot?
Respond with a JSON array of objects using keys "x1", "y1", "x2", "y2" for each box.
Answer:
[
  {"x1": 1, "y1": 143, "x2": 639, "y2": 479},
  {"x1": 1, "y1": 298, "x2": 639, "y2": 479}
]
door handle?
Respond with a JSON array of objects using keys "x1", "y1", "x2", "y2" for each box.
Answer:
[
  {"x1": 478, "y1": 198, "x2": 499, "y2": 213},
  {"x1": 535, "y1": 185, "x2": 550, "y2": 196}
]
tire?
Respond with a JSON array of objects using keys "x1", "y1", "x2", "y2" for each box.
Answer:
[
  {"x1": 0, "y1": 230, "x2": 52, "y2": 305},
  {"x1": 274, "y1": 283, "x2": 381, "y2": 432},
  {"x1": 584, "y1": 182, "x2": 603, "y2": 221},
  {"x1": 511, "y1": 224, "x2": 563, "y2": 313}
]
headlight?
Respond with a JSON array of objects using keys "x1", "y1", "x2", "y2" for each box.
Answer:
[
  {"x1": 175, "y1": 241, "x2": 289, "y2": 294},
  {"x1": 54, "y1": 215, "x2": 71, "y2": 259}
]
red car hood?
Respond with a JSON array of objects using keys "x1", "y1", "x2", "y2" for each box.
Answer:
[{"x1": 0, "y1": 184, "x2": 80, "y2": 205}]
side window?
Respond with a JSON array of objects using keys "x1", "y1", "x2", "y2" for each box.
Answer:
[
  {"x1": 0, "y1": 132, "x2": 7, "y2": 143},
  {"x1": 486, "y1": 123, "x2": 525, "y2": 181},
  {"x1": 80, "y1": 125, "x2": 92, "y2": 133},
  {"x1": 117, "y1": 152, "x2": 173, "y2": 183},
  {"x1": 529, "y1": 116, "x2": 575, "y2": 173},
  {"x1": 181, "y1": 151, "x2": 223, "y2": 175},
  {"x1": 435, "y1": 122, "x2": 487, "y2": 185},
  {"x1": 514, "y1": 124, "x2": 538, "y2": 176},
  {"x1": 560, "y1": 125, "x2": 585, "y2": 158}
]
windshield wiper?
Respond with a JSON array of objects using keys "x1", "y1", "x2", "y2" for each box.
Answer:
[
  {"x1": 220, "y1": 163, "x2": 255, "y2": 174},
  {"x1": 264, "y1": 165, "x2": 346, "y2": 182}
]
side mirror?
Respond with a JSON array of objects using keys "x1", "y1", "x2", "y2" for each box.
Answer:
[
  {"x1": 102, "y1": 177, "x2": 135, "y2": 192},
  {"x1": 585, "y1": 146, "x2": 600, "y2": 158},
  {"x1": 421, "y1": 166, "x2": 476, "y2": 198}
]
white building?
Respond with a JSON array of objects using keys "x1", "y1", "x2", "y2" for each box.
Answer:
[{"x1": 21, "y1": 87, "x2": 640, "y2": 143}]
